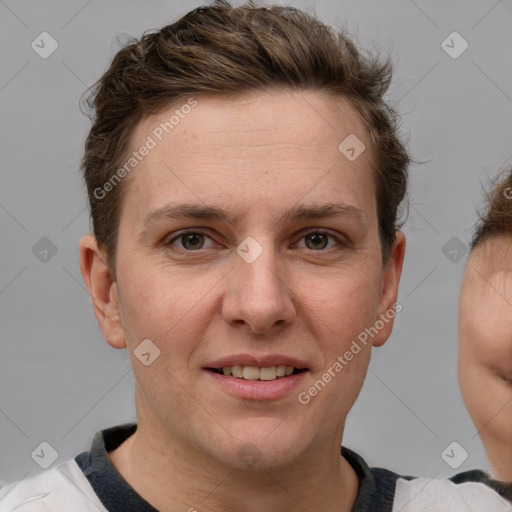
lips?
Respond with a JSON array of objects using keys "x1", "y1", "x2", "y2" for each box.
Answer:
[{"x1": 203, "y1": 354, "x2": 309, "y2": 384}]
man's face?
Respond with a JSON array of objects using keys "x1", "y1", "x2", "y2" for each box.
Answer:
[
  {"x1": 459, "y1": 235, "x2": 512, "y2": 480},
  {"x1": 91, "y1": 90, "x2": 403, "y2": 468}
]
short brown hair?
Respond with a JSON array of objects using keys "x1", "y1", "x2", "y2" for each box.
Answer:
[
  {"x1": 471, "y1": 166, "x2": 512, "y2": 250},
  {"x1": 80, "y1": 0, "x2": 409, "y2": 277}
]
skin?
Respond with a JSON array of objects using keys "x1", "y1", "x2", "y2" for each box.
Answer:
[
  {"x1": 459, "y1": 235, "x2": 512, "y2": 482},
  {"x1": 79, "y1": 89, "x2": 405, "y2": 512}
]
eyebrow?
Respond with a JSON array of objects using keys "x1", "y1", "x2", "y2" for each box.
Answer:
[{"x1": 142, "y1": 201, "x2": 367, "y2": 228}]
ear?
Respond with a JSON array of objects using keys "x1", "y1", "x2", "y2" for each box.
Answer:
[
  {"x1": 372, "y1": 231, "x2": 406, "y2": 348},
  {"x1": 79, "y1": 234, "x2": 126, "y2": 349}
]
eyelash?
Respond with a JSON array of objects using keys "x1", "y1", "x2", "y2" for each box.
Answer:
[
  {"x1": 497, "y1": 373, "x2": 512, "y2": 386},
  {"x1": 491, "y1": 368, "x2": 512, "y2": 386},
  {"x1": 164, "y1": 229, "x2": 344, "y2": 252}
]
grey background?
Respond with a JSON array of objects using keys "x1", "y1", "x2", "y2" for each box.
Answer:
[{"x1": 1, "y1": 0, "x2": 512, "y2": 487}]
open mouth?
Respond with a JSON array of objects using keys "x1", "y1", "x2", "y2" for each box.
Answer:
[{"x1": 206, "y1": 365, "x2": 307, "y2": 381}]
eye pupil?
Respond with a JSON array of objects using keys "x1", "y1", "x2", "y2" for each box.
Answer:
[
  {"x1": 182, "y1": 233, "x2": 204, "y2": 250},
  {"x1": 306, "y1": 233, "x2": 328, "y2": 250}
]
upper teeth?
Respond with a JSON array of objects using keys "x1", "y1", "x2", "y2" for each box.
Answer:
[{"x1": 221, "y1": 365, "x2": 295, "y2": 380}]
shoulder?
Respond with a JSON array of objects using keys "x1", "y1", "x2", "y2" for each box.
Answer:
[
  {"x1": 0, "y1": 459, "x2": 107, "y2": 512},
  {"x1": 342, "y1": 447, "x2": 512, "y2": 512},
  {"x1": 383, "y1": 468, "x2": 512, "y2": 512}
]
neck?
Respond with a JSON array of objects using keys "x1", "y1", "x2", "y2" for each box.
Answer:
[{"x1": 108, "y1": 420, "x2": 359, "y2": 512}]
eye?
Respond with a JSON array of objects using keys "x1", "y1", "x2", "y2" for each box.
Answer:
[
  {"x1": 498, "y1": 375, "x2": 512, "y2": 387},
  {"x1": 491, "y1": 367, "x2": 512, "y2": 387},
  {"x1": 295, "y1": 230, "x2": 342, "y2": 251},
  {"x1": 164, "y1": 228, "x2": 344, "y2": 253},
  {"x1": 498, "y1": 373, "x2": 512, "y2": 387},
  {"x1": 165, "y1": 230, "x2": 217, "y2": 251}
]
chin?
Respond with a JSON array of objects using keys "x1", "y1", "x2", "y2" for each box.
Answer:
[
  {"x1": 223, "y1": 442, "x2": 303, "y2": 471},
  {"x1": 215, "y1": 420, "x2": 311, "y2": 470}
]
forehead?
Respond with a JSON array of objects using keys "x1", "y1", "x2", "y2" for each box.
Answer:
[
  {"x1": 120, "y1": 90, "x2": 376, "y2": 225},
  {"x1": 469, "y1": 236, "x2": 512, "y2": 272}
]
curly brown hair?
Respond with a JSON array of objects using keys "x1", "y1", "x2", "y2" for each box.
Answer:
[
  {"x1": 80, "y1": 0, "x2": 409, "y2": 278},
  {"x1": 471, "y1": 166, "x2": 512, "y2": 250}
]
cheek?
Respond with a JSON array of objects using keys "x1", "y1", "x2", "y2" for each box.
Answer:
[
  {"x1": 116, "y1": 244, "x2": 383, "y2": 369},
  {"x1": 461, "y1": 363, "x2": 512, "y2": 447},
  {"x1": 460, "y1": 293, "x2": 512, "y2": 369},
  {"x1": 116, "y1": 260, "x2": 212, "y2": 359},
  {"x1": 299, "y1": 264, "x2": 382, "y2": 350},
  {"x1": 459, "y1": 299, "x2": 512, "y2": 442}
]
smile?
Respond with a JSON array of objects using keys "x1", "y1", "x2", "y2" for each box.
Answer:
[
  {"x1": 203, "y1": 354, "x2": 310, "y2": 399},
  {"x1": 208, "y1": 365, "x2": 305, "y2": 381}
]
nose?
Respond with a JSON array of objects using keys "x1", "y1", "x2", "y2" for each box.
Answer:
[{"x1": 221, "y1": 242, "x2": 296, "y2": 335}]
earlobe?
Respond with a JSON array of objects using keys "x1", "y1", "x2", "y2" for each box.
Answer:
[
  {"x1": 79, "y1": 234, "x2": 127, "y2": 349},
  {"x1": 372, "y1": 231, "x2": 406, "y2": 348}
]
